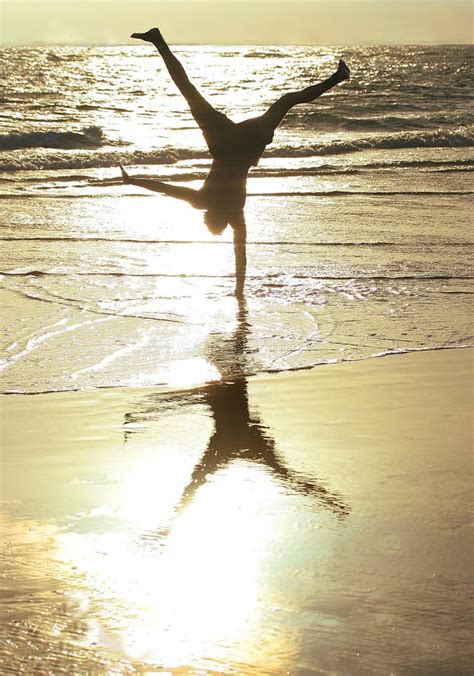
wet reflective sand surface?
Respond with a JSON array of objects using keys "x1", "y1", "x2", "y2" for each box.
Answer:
[{"x1": 1, "y1": 348, "x2": 472, "y2": 674}]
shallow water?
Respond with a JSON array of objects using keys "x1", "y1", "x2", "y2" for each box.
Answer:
[
  {"x1": 1, "y1": 182, "x2": 472, "y2": 393},
  {"x1": 1, "y1": 45, "x2": 473, "y2": 393}
]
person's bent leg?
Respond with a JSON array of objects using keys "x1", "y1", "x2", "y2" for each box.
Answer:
[{"x1": 261, "y1": 59, "x2": 350, "y2": 131}]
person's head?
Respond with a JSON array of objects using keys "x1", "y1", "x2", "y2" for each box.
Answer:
[{"x1": 204, "y1": 209, "x2": 228, "y2": 236}]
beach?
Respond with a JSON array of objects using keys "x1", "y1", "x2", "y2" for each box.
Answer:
[
  {"x1": 1, "y1": 348, "x2": 472, "y2": 673},
  {"x1": 1, "y1": 42, "x2": 473, "y2": 672}
]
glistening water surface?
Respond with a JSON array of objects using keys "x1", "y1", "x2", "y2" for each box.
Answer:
[{"x1": 1, "y1": 44, "x2": 473, "y2": 393}]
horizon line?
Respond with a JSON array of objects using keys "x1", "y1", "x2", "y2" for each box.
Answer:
[{"x1": 1, "y1": 41, "x2": 473, "y2": 48}]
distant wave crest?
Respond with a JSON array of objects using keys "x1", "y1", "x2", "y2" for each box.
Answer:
[
  {"x1": 267, "y1": 127, "x2": 474, "y2": 157},
  {"x1": 299, "y1": 111, "x2": 474, "y2": 133},
  {"x1": 0, "y1": 148, "x2": 185, "y2": 172},
  {"x1": 244, "y1": 49, "x2": 286, "y2": 58},
  {"x1": 0, "y1": 126, "x2": 106, "y2": 151}
]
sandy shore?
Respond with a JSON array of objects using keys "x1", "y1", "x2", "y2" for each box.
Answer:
[{"x1": 1, "y1": 348, "x2": 472, "y2": 674}]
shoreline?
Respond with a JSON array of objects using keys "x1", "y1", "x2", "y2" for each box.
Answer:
[{"x1": 1, "y1": 343, "x2": 471, "y2": 398}]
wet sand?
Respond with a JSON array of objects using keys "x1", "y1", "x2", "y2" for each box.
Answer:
[{"x1": 1, "y1": 348, "x2": 473, "y2": 674}]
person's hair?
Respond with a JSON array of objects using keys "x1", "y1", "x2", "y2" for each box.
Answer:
[{"x1": 204, "y1": 210, "x2": 228, "y2": 236}]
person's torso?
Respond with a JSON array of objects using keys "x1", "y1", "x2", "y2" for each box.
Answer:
[{"x1": 200, "y1": 159, "x2": 249, "y2": 213}]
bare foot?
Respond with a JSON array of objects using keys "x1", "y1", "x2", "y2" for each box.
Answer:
[
  {"x1": 119, "y1": 164, "x2": 131, "y2": 184},
  {"x1": 130, "y1": 28, "x2": 165, "y2": 47},
  {"x1": 336, "y1": 59, "x2": 350, "y2": 82}
]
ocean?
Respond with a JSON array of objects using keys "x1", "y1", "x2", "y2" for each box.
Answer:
[{"x1": 1, "y1": 43, "x2": 472, "y2": 394}]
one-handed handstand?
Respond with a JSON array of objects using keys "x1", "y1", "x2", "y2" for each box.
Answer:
[{"x1": 121, "y1": 27, "x2": 350, "y2": 296}]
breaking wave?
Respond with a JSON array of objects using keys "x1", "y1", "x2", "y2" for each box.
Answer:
[
  {"x1": 0, "y1": 126, "x2": 106, "y2": 151},
  {"x1": 298, "y1": 111, "x2": 474, "y2": 133},
  {"x1": 0, "y1": 126, "x2": 472, "y2": 172},
  {"x1": 0, "y1": 158, "x2": 471, "y2": 183},
  {"x1": 266, "y1": 127, "x2": 474, "y2": 157},
  {"x1": 0, "y1": 148, "x2": 186, "y2": 172}
]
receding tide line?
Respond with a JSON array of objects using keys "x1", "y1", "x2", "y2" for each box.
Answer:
[
  {"x1": 2, "y1": 345, "x2": 471, "y2": 396},
  {"x1": 3, "y1": 286, "x2": 185, "y2": 323},
  {"x1": 2, "y1": 237, "x2": 473, "y2": 247},
  {"x1": 2, "y1": 271, "x2": 474, "y2": 280},
  {"x1": 249, "y1": 191, "x2": 474, "y2": 197},
  {"x1": 0, "y1": 190, "x2": 473, "y2": 199}
]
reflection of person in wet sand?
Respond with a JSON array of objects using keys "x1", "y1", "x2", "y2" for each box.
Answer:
[
  {"x1": 121, "y1": 27, "x2": 350, "y2": 297},
  {"x1": 168, "y1": 302, "x2": 349, "y2": 521},
  {"x1": 124, "y1": 302, "x2": 349, "y2": 532},
  {"x1": 174, "y1": 380, "x2": 350, "y2": 520}
]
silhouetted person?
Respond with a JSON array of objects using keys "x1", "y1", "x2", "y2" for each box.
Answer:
[
  {"x1": 121, "y1": 162, "x2": 248, "y2": 297},
  {"x1": 121, "y1": 27, "x2": 350, "y2": 297}
]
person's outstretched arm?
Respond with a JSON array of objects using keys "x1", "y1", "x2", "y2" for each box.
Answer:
[
  {"x1": 120, "y1": 165, "x2": 203, "y2": 208},
  {"x1": 232, "y1": 214, "x2": 247, "y2": 299}
]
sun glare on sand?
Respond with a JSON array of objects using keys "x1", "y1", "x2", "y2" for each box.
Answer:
[{"x1": 55, "y1": 462, "x2": 281, "y2": 668}]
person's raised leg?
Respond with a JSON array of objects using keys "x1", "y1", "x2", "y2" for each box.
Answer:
[
  {"x1": 131, "y1": 29, "x2": 199, "y2": 105},
  {"x1": 131, "y1": 28, "x2": 231, "y2": 149},
  {"x1": 261, "y1": 59, "x2": 350, "y2": 132}
]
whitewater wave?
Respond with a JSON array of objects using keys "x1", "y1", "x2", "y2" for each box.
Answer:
[
  {"x1": 267, "y1": 127, "x2": 474, "y2": 157},
  {"x1": 0, "y1": 127, "x2": 472, "y2": 172},
  {"x1": 0, "y1": 158, "x2": 471, "y2": 184},
  {"x1": 1, "y1": 189, "x2": 471, "y2": 201},
  {"x1": 2, "y1": 237, "x2": 471, "y2": 247},
  {"x1": 2, "y1": 270, "x2": 473, "y2": 280},
  {"x1": 0, "y1": 148, "x2": 185, "y2": 172},
  {"x1": 244, "y1": 49, "x2": 287, "y2": 58},
  {"x1": 0, "y1": 126, "x2": 106, "y2": 151}
]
